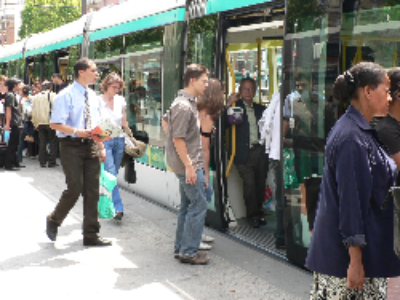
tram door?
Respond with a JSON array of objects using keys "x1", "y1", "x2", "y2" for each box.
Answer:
[{"x1": 223, "y1": 15, "x2": 286, "y2": 255}]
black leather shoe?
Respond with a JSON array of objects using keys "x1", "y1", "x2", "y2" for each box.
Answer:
[
  {"x1": 259, "y1": 217, "x2": 267, "y2": 226},
  {"x1": 83, "y1": 237, "x2": 112, "y2": 246},
  {"x1": 48, "y1": 163, "x2": 59, "y2": 168},
  {"x1": 15, "y1": 164, "x2": 26, "y2": 168},
  {"x1": 250, "y1": 217, "x2": 260, "y2": 228},
  {"x1": 46, "y1": 216, "x2": 58, "y2": 241},
  {"x1": 40, "y1": 164, "x2": 46, "y2": 168},
  {"x1": 5, "y1": 167, "x2": 20, "y2": 171}
]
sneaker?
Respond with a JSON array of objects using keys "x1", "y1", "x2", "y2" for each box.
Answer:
[
  {"x1": 199, "y1": 242, "x2": 212, "y2": 250},
  {"x1": 201, "y1": 234, "x2": 215, "y2": 243},
  {"x1": 179, "y1": 252, "x2": 210, "y2": 265},
  {"x1": 114, "y1": 212, "x2": 123, "y2": 221}
]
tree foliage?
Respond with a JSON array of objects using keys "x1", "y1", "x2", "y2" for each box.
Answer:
[{"x1": 19, "y1": 0, "x2": 81, "y2": 39}]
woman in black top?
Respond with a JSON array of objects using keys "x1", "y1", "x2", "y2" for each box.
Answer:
[{"x1": 375, "y1": 67, "x2": 400, "y2": 173}]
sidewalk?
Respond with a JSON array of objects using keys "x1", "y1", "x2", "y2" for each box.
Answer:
[{"x1": 0, "y1": 160, "x2": 310, "y2": 300}]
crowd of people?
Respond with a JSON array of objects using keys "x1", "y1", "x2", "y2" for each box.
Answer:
[
  {"x1": 0, "y1": 74, "x2": 68, "y2": 170},
  {"x1": 2, "y1": 58, "x2": 400, "y2": 297}
]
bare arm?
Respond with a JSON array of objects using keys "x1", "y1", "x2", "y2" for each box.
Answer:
[
  {"x1": 347, "y1": 246, "x2": 364, "y2": 290},
  {"x1": 122, "y1": 107, "x2": 128, "y2": 128},
  {"x1": 200, "y1": 116, "x2": 214, "y2": 187},
  {"x1": 5, "y1": 106, "x2": 11, "y2": 128},
  {"x1": 162, "y1": 119, "x2": 168, "y2": 134},
  {"x1": 49, "y1": 123, "x2": 91, "y2": 139},
  {"x1": 173, "y1": 137, "x2": 196, "y2": 185},
  {"x1": 391, "y1": 152, "x2": 400, "y2": 170}
]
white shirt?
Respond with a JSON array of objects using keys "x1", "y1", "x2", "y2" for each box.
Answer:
[
  {"x1": 269, "y1": 97, "x2": 281, "y2": 161},
  {"x1": 100, "y1": 94, "x2": 126, "y2": 131}
]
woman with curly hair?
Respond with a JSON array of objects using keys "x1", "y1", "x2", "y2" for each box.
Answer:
[
  {"x1": 100, "y1": 72, "x2": 128, "y2": 221},
  {"x1": 196, "y1": 78, "x2": 225, "y2": 250}
]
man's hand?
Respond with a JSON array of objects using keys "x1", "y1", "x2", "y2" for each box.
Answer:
[
  {"x1": 226, "y1": 93, "x2": 239, "y2": 107},
  {"x1": 99, "y1": 149, "x2": 106, "y2": 162},
  {"x1": 185, "y1": 164, "x2": 197, "y2": 185},
  {"x1": 76, "y1": 129, "x2": 91, "y2": 139},
  {"x1": 4, "y1": 123, "x2": 10, "y2": 131}
]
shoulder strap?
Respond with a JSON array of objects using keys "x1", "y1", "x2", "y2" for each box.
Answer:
[{"x1": 48, "y1": 92, "x2": 52, "y2": 118}]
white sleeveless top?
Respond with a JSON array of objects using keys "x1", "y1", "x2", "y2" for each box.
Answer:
[{"x1": 100, "y1": 94, "x2": 127, "y2": 135}]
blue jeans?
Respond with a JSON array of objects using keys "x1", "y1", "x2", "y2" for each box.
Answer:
[
  {"x1": 175, "y1": 169, "x2": 208, "y2": 257},
  {"x1": 103, "y1": 137, "x2": 125, "y2": 213}
]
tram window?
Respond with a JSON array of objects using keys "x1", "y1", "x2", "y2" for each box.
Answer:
[
  {"x1": 44, "y1": 52, "x2": 55, "y2": 82},
  {"x1": 94, "y1": 35, "x2": 124, "y2": 59},
  {"x1": 187, "y1": 15, "x2": 218, "y2": 76},
  {"x1": 124, "y1": 49, "x2": 163, "y2": 147}
]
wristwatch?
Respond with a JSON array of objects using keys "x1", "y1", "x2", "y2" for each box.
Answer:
[{"x1": 72, "y1": 128, "x2": 78, "y2": 135}]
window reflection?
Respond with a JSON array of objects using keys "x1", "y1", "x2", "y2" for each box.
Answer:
[{"x1": 124, "y1": 48, "x2": 163, "y2": 146}]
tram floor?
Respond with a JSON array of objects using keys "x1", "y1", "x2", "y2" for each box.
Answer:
[{"x1": 227, "y1": 211, "x2": 286, "y2": 261}]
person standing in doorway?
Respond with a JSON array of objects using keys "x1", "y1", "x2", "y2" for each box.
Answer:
[
  {"x1": 32, "y1": 81, "x2": 58, "y2": 168},
  {"x1": 225, "y1": 78, "x2": 267, "y2": 228},
  {"x1": 99, "y1": 72, "x2": 128, "y2": 221},
  {"x1": 4, "y1": 77, "x2": 23, "y2": 171},
  {"x1": 164, "y1": 64, "x2": 210, "y2": 264},
  {"x1": 47, "y1": 58, "x2": 111, "y2": 247}
]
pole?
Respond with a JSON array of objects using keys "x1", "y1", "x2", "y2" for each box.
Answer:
[{"x1": 81, "y1": 0, "x2": 87, "y2": 15}]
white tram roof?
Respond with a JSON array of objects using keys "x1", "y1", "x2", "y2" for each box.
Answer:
[
  {"x1": 0, "y1": 40, "x2": 26, "y2": 62},
  {"x1": 89, "y1": 0, "x2": 186, "y2": 33},
  {"x1": 24, "y1": 15, "x2": 88, "y2": 57}
]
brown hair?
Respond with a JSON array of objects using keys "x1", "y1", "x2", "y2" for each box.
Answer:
[
  {"x1": 197, "y1": 78, "x2": 225, "y2": 120},
  {"x1": 183, "y1": 64, "x2": 209, "y2": 88},
  {"x1": 100, "y1": 72, "x2": 126, "y2": 93},
  {"x1": 0, "y1": 75, "x2": 7, "y2": 82}
]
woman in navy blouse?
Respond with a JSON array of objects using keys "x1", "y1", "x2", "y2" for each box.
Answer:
[{"x1": 306, "y1": 62, "x2": 400, "y2": 299}]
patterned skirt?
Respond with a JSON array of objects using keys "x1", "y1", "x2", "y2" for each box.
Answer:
[{"x1": 310, "y1": 272, "x2": 387, "y2": 300}]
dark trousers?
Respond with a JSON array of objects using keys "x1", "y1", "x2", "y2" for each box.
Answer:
[
  {"x1": 38, "y1": 125, "x2": 58, "y2": 166},
  {"x1": 236, "y1": 145, "x2": 266, "y2": 219},
  {"x1": 48, "y1": 139, "x2": 100, "y2": 238},
  {"x1": 5, "y1": 125, "x2": 20, "y2": 169}
]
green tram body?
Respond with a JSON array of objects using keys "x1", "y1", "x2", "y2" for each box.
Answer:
[{"x1": 1, "y1": 0, "x2": 397, "y2": 268}]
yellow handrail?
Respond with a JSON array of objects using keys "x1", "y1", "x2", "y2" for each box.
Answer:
[
  {"x1": 225, "y1": 49, "x2": 236, "y2": 179},
  {"x1": 257, "y1": 38, "x2": 262, "y2": 104}
]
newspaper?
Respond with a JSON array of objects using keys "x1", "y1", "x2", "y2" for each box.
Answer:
[{"x1": 91, "y1": 118, "x2": 123, "y2": 142}]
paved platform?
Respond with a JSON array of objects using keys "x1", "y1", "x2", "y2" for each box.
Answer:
[{"x1": 0, "y1": 159, "x2": 311, "y2": 300}]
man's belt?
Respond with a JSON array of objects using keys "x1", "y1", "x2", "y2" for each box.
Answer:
[{"x1": 60, "y1": 136, "x2": 91, "y2": 144}]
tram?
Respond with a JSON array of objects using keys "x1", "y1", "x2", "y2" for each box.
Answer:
[{"x1": 0, "y1": 0, "x2": 397, "y2": 268}]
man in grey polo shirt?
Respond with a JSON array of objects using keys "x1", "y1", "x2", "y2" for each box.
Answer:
[{"x1": 164, "y1": 64, "x2": 209, "y2": 264}]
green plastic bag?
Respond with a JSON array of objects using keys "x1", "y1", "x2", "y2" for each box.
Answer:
[
  {"x1": 98, "y1": 163, "x2": 117, "y2": 219},
  {"x1": 283, "y1": 146, "x2": 299, "y2": 189}
]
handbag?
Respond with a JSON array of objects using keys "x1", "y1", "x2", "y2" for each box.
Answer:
[
  {"x1": 122, "y1": 126, "x2": 146, "y2": 158},
  {"x1": 124, "y1": 156, "x2": 136, "y2": 184},
  {"x1": 227, "y1": 106, "x2": 244, "y2": 125}
]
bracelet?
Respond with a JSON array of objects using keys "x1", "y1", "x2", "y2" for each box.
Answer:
[{"x1": 72, "y1": 128, "x2": 78, "y2": 135}]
